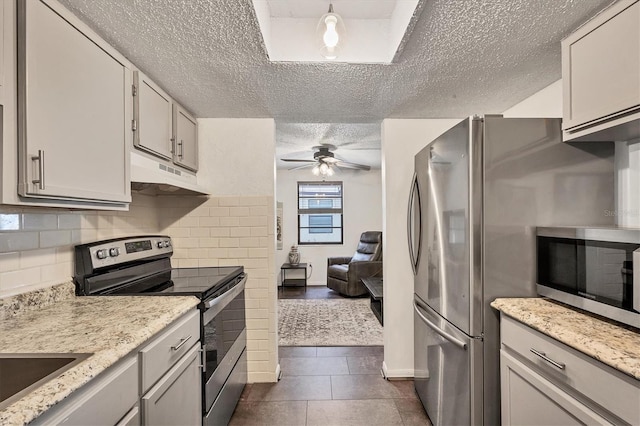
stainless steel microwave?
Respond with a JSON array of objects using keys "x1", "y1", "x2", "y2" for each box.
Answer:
[{"x1": 536, "y1": 227, "x2": 640, "y2": 328}]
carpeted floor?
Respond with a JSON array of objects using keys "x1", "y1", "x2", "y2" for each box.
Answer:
[{"x1": 278, "y1": 298, "x2": 383, "y2": 346}]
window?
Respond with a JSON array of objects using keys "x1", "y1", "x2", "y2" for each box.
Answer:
[{"x1": 298, "y1": 181, "x2": 343, "y2": 244}]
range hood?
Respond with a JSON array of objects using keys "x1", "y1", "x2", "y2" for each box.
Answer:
[{"x1": 130, "y1": 151, "x2": 211, "y2": 196}]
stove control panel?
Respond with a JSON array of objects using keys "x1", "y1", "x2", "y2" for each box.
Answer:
[{"x1": 86, "y1": 236, "x2": 173, "y2": 269}]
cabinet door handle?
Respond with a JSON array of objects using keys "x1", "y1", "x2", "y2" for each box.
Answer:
[
  {"x1": 178, "y1": 140, "x2": 184, "y2": 159},
  {"x1": 31, "y1": 150, "x2": 45, "y2": 190},
  {"x1": 171, "y1": 335, "x2": 192, "y2": 351},
  {"x1": 530, "y1": 348, "x2": 565, "y2": 370}
]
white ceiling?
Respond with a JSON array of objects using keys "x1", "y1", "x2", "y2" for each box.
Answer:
[
  {"x1": 266, "y1": 0, "x2": 397, "y2": 19},
  {"x1": 58, "y1": 0, "x2": 614, "y2": 169}
]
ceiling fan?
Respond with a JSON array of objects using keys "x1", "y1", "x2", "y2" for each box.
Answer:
[{"x1": 281, "y1": 144, "x2": 371, "y2": 176}]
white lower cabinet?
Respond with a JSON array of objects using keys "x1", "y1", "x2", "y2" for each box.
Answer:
[
  {"x1": 31, "y1": 355, "x2": 138, "y2": 426},
  {"x1": 499, "y1": 315, "x2": 640, "y2": 425},
  {"x1": 500, "y1": 350, "x2": 611, "y2": 425},
  {"x1": 141, "y1": 343, "x2": 202, "y2": 426},
  {"x1": 139, "y1": 309, "x2": 202, "y2": 426}
]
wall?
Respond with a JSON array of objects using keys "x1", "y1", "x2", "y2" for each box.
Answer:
[
  {"x1": 380, "y1": 118, "x2": 460, "y2": 377},
  {"x1": 275, "y1": 169, "x2": 383, "y2": 286},
  {"x1": 503, "y1": 79, "x2": 639, "y2": 227},
  {"x1": 0, "y1": 194, "x2": 161, "y2": 297},
  {"x1": 502, "y1": 80, "x2": 562, "y2": 118},
  {"x1": 194, "y1": 118, "x2": 278, "y2": 383}
]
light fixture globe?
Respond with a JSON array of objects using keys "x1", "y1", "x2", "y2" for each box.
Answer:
[{"x1": 316, "y1": 4, "x2": 346, "y2": 60}]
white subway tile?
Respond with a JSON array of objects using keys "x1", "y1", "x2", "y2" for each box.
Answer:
[
  {"x1": 239, "y1": 238, "x2": 260, "y2": 248},
  {"x1": 219, "y1": 238, "x2": 239, "y2": 248},
  {"x1": 178, "y1": 217, "x2": 200, "y2": 227},
  {"x1": 250, "y1": 227, "x2": 268, "y2": 237},
  {"x1": 238, "y1": 217, "x2": 266, "y2": 227},
  {"x1": 0, "y1": 214, "x2": 21, "y2": 231},
  {"x1": 247, "y1": 351, "x2": 270, "y2": 361},
  {"x1": 246, "y1": 329, "x2": 269, "y2": 341},
  {"x1": 188, "y1": 228, "x2": 209, "y2": 238},
  {"x1": 188, "y1": 248, "x2": 209, "y2": 259},
  {"x1": 250, "y1": 206, "x2": 268, "y2": 216},
  {"x1": 230, "y1": 207, "x2": 250, "y2": 217},
  {"x1": 173, "y1": 237, "x2": 200, "y2": 248},
  {"x1": 218, "y1": 197, "x2": 240, "y2": 207},
  {"x1": 247, "y1": 319, "x2": 268, "y2": 330},
  {"x1": 219, "y1": 258, "x2": 240, "y2": 267},
  {"x1": 199, "y1": 238, "x2": 219, "y2": 248},
  {"x1": 209, "y1": 207, "x2": 230, "y2": 217},
  {"x1": 210, "y1": 228, "x2": 230, "y2": 237},
  {"x1": 19, "y1": 248, "x2": 57, "y2": 269},
  {"x1": 56, "y1": 247, "x2": 73, "y2": 264},
  {"x1": 177, "y1": 259, "x2": 199, "y2": 268},
  {"x1": 23, "y1": 213, "x2": 58, "y2": 230},
  {"x1": 0, "y1": 252, "x2": 20, "y2": 272},
  {"x1": 200, "y1": 217, "x2": 220, "y2": 227},
  {"x1": 220, "y1": 217, "x2": 240, "y2": 227},
  {"x1": 0, "y1": 267, "x2": 41, "y2": 291},
  {"x1": 239, "y1": 197, "x2": 267, "y2": 206},
  {"x1": 248, "y1": 248, "x2": 268, "y2": 258},
  {"x1": 40, "y1": 230, "x2": 71, "y2": 248},
  {"x1": 40, "y1": 262, "x2": 72, "y2": 284},
  {"x1": 168, "y1": 228, "x2": 191, "y2": 238},
  {"x1": 228, "y1": 248, "x2": 248, "y2": 258},
  {"x1": 190, "y1": 228, "x2": 212, "y2": 239},
  {"x1": 229, "y1": 227, "x2": 250, "y2": 237},
  {"x1": 198, "y1": 259, "x2": 219, "y2": 268},
  {"x1": 0, "y1": 232, "x2": 39, "y2": 252},
  {"x1": 246, "y1": 309, "x2": 268, "y2": 319},
  {"x1": 57, "y1": 214, "x2": 82, "y2": 230},
  {"x1": 207, "y1": 248, "x2": 229, "y2": 258}
]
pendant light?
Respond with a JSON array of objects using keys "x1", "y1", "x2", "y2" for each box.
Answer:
[{"x1": 316, "y1": 3, "x2": 346, "y2": 60}]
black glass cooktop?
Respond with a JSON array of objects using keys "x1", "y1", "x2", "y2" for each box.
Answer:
[{"x1": 158, "y1": 266, "x2": 244, "y2": 299}]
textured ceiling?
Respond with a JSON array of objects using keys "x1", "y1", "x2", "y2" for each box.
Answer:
[{"x1": 58, "y1": 0, "x2": 613, "y2": 168}]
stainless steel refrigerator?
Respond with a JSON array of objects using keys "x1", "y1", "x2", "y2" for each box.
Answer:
[{"x1": 408, "y1": 115, "x2": 615, "y2": 425}]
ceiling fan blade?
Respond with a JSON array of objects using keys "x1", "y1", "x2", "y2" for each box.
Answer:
[
  {"x1": 336, "y1": 161, "x2": 371, "y2": 171},
  {"x1": 282, "y1": 158, "x2": 314, "y2": 162},
  {"x1": 288, "y1": 163, "x2": 315, "y2": 171}
]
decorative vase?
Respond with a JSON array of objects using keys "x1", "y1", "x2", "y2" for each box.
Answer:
[{"x1": 288, "y1": 245, "x2": 300, "y2": 265}]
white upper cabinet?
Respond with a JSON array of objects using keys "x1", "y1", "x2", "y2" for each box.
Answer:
[
  {"x1": 562, "y1": 0, "x2": 640, "y2": 141},
  {"x1": 173, "y1": 104, "x2": 198, "y2": 172},
  {"x1": 16, "y1": 0, "x2": 130, "y2": 206},
  {"x1": 133, "y1": 71, "x2": 173, "y2": 160}
]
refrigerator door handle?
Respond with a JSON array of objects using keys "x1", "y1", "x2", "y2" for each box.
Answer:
[
  {"x1": 407, "y1": 172, "x2": 422, "y2": 275},
  {"x1": 414, "y1": 301, "x2": 467, "y2": 350}
]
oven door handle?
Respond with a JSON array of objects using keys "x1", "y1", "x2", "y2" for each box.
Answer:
[{"x1": 204, "y1": 275, "x2": 247, "y2": 317}]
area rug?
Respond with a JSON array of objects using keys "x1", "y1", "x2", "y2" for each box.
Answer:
[{"x1": 278, "y1": 298, "x2": 383, "y2": 346}]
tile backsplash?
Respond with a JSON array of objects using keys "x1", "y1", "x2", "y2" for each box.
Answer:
[{"x1": 0, "y1": 194, "x2": 161, "y2": 297}]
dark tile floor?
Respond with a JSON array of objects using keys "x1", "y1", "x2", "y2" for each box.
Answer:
[
  {"x1": 229, "y1": 346, "x2": 432, "y2": 426},
  {"x1": 278, "y1": 285, "x2": 345, "y2": 299}
]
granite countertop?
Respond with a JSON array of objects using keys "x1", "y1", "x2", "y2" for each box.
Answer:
[
  {"x1": 491, "y1": 298, "x2": 640, "y2": 380},
  {"x1": 0, "y1": 283, "x2": 200, "y2": 426}
]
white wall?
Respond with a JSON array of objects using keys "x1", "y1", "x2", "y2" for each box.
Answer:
[
  {"x1": 275, "y1": 169, "x2": 382, "y2": 286},
  {"x1": 380, "y1": 118, "x2": 460, "y2": 378},
  {"x1": 502, "y1": 80, "x2": 562, "y2": 117},
  {"x1": 198, "y1": 118, "x2": 276, "y2": 197},
  {"x1": 196, "y1": 118, "x2": 278, "y2": 383},
  {"x1": 503, "y1": 79, "x2": 639, "y2": 227}
]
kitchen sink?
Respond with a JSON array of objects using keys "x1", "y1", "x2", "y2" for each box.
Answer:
[{"x1": 0, "y1": 353, "x2": 92, "y2": 410}]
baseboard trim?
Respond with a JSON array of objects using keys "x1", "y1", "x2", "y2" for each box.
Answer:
[{"x1": 382, "y1": 361, "x2": 414, "y2": 379}]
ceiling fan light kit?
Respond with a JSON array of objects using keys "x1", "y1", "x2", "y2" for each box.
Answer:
[
  {"x1": 317, "y1": 3, "x2": 346, "y2": 60},
  {"x1": 282, "y1": 143, "x2": 371, "y2": 175}
]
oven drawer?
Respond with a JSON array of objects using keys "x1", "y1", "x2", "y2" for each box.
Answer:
[
  {"x1": 139, "y1": 309, "x2": 200, "y2": 394},
  {"x1": 501, "y1": 315, "x2": 639, "y2": 424}
]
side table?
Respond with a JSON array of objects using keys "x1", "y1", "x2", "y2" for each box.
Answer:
[
  {"x1": 280, "y1": 263, "x2": 307, "y2": 291},
  {"x1": 361, "y1": 276, "x2": 383, "y2": 325}
]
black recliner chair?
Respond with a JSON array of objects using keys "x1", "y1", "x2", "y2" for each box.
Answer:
[{"x1": 327, "y1": 231, "x2": 383, "y2": 296}]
